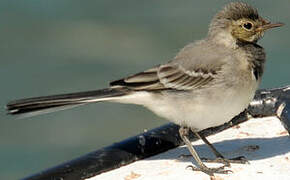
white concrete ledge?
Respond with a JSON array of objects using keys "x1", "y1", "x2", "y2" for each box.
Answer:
[{"x1": 89, "y1": 117, "x2": 290, "y2": 180}]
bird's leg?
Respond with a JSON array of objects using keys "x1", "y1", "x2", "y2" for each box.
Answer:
[
  {"x1": 179, "y1": 127, "x2": 232, "y2": 176},
  {"x1": 191, "y1": 129, "x2": 249, "y2": 166}
]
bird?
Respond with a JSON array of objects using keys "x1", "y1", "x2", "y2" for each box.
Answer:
[{"x1": 6, "y1": 2, "x2": 284, "y2": 176}]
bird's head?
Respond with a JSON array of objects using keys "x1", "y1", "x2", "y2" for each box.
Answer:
[{"x1": 208, "y1": 2, "x2": 284, "y2": 45}]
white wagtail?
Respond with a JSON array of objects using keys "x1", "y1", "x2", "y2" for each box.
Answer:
[{"x1": 6, "y1": 2, "x2": 283, "y2": 175}]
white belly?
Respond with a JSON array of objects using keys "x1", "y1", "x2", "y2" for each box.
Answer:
[
  {"x1": 149, "y1": 87, "x2": 256, "y2": 130},
  {"x1": 147, "y1": 87, "x2": 255, "y2": 131},
  {"x1": 115, "y1": 77, "x2": 258, "y2": 131}
]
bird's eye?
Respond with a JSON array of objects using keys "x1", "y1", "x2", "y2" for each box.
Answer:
[{"x1": 243, "y1": 22, "x2": 253, "y2": 30}]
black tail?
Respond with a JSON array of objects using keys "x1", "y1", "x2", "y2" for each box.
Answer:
[{"x1": 6, "y1": 88, "x2": 128, "y2": 115}]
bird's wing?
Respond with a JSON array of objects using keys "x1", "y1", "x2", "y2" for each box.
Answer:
[
  {"x1": 110, "y1": 64, "x2": 219, "y2": 91},
  {"x1": 110, "y1": 66, "x2": 164, "y2": 90}
]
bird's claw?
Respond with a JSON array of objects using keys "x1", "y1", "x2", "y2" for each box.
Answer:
[
  {"x1": 186, "y1": 164, "x2": 233, "y2": 176},
  {"x1": 201, "y1": 156, "x2": 249, "y2": 166}
]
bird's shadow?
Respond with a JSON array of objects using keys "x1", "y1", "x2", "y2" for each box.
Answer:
[{"x1": 147, "y1": 136, "x2": 290, "y2": 164}]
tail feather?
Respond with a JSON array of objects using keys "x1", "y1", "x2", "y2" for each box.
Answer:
[{"x1": 7, "y1": 88, "x2": 129, "y2": 115}]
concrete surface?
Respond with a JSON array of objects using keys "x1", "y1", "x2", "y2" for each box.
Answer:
[{"x1": 88, "y1": 117, "x2": 290, "y2": 180}]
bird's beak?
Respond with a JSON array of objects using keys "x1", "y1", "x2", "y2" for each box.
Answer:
[{"x1": 256, "y1": 22, "x2": 284, "y2": 32}]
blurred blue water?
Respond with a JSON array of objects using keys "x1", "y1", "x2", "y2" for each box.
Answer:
[{"x1": 1, "y1": 1, "x2": 289, "y2": 179}]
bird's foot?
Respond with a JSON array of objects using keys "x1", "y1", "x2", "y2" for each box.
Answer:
[
  {"x1": 201, "y1": 156, "x2": 249, "y2": 167},
  {"x1": 186, "y1": 164, "x2": 232, "y2": 176}
]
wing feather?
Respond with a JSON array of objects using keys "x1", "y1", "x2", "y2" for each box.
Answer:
[
  {"x1": 110, "y1": 64, "x2": 219, "y2": 91},
  {"x1": 125, "y1": 71, "x2": 159, "y2": 83},
  {"x1": 158, "y1": 64, "x2": 217, "y2": 90}
]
